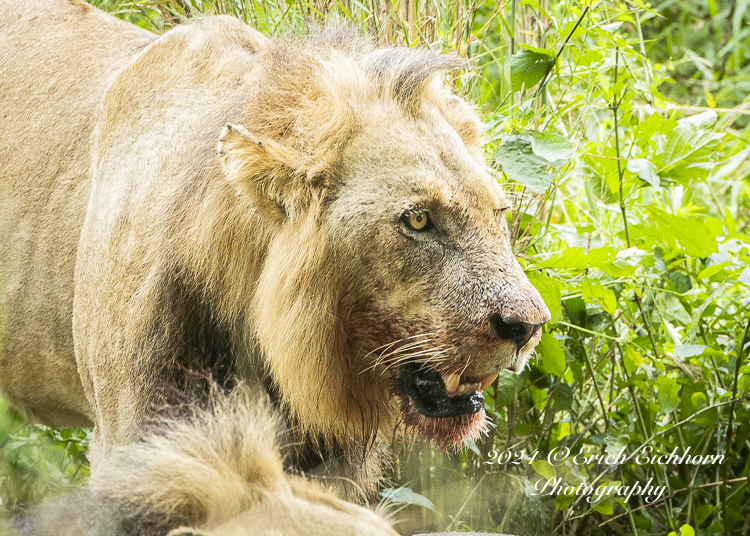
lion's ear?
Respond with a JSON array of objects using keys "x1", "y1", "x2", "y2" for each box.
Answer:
[
  {"x1": 218, "y1": 123, "x2": 304, "y2": 218},
  {"x1": 442, "y1": 95, "x2": 485, "y2": 164}
]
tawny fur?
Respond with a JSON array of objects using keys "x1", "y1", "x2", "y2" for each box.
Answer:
[
  {"x1": 0, "y1": 0, "x2": 549, "y2": 502},
  {"x1": 7, "y1": 387, "x2": 397, "y2": 536}
]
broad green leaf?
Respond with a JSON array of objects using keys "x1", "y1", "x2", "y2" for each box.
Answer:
[
  {"x1": 496, "y1": 136, "x2": 555, "y2": 193},
  {"x1": 582, "y1": 277, "x2": 617, "y2": 314},
  {"x1": 539, "y1": 333, "x2": 565, "y2": 377},
  {"x1": 622, "y1": 345, "x2": 643, "y2": 375},
  {"x1": 648, "y1": 208, "x2": 718, "y2": 257},
  {"x1": 655, "y1": 376, "x2": 680, "y2": 413},
  {"x1": 678, "y1": 110, "x2": 717, "y2": 128},
  {"x1": 529, "y1": 132, "x2": 574, "y2": 162},
  {"x1": 527, "y1": 272, "x2": 561, "y2": 325},
  {"x1": 626, "y1": 158, "x2": 660, "y2": 188},
  {"x1": 536, "y1": 247, "x2": 616, "y2": 269},
  {"x1": 379, "y1": 488, "x2": 435, "y2": 511},
  {"x1": 599, "y1": 261, "x2": 637, "y2": 277},
  {"x1": 658, "y1": 125, "x2": 724, "y2": 182},
  {"x1": 697, "y1": 262, "x2": 732, "y2": 279},
  {"x1": 593, "y1": 498, "x2": 615, "y2": 515},
  {"x1": 599, "y1": 21, "x2": 623, "y2": 32},
  {"x1": 555, "y1": 492, "x2": 576, "y2": 510},
  {"x1": 552, "y1": 383, "x2": 573, "y2": 411},
  {"x1": 495, "y1": 370, "x2": 517, "y2": 406},
  {"x1": 510, "y1": 47, "x2": 555, "y2": 92}
]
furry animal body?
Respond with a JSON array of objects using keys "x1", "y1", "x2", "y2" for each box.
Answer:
[
  {"x1": 0, "y1": 0, "x2": 549, "y2": 503},
  {"x1": 6, "y1": 387, "x2": 398, "y2": 536}
]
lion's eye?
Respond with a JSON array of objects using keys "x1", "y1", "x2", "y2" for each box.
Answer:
[{"x1": 403, "y1": 210, "x2": 431, "y2": 232}]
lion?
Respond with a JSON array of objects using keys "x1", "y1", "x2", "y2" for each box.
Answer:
[
  {"x1": 7, "y1": 386, "x2": 398, "y2": 536},
  {"x1": 0, "y1": 0, "x2": 549, "y2": 503}
]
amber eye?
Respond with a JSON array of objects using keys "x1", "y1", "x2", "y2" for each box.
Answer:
[{"x1": 403, "y1": 210, "x2": 431, "y2": 232}]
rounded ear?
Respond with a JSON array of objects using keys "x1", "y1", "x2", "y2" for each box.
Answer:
[
  {"x1": 442, "y1": 95, "x2": 485, "y2": 164},
  {"x1": 166, "y1": 528, "x2": 212, "y2": 536},
  {"x1": 218, "y1": 123, "x2": 308, "y2": 219}
]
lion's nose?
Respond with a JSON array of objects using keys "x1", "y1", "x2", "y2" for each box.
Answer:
[{"x1": 489, "y1": 313, "x2": 543, "y2": 349}]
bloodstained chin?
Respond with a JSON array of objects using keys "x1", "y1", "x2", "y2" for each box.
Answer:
[{"x1": 394, "y1": 389, "x2": 488, "y2": 450}]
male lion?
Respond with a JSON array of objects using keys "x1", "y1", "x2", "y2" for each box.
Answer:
[{"x1": 0, "y1": 0, "x2": 549, "y2": 502}]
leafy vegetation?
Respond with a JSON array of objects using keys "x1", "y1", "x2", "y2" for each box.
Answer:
[{"x1": 1, "y1": 0, "x2": 749, "y2": 535}]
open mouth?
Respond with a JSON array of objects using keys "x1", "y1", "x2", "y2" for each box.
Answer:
[{"x1": 394, "y1": 362, "x2": 499, "y2": 448}]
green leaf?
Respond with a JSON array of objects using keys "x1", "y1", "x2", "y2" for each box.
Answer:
[
  {"x1": 655, "y1": 376, "x2": 680, "y2": 413},
  {"x1": 698, "y1": 262, "x2": 732, "y2": 279},
  {"x1": 510, "y1": 47, "x2": 555, "y2": 92},
  {"x1": 495, "y1": 370, "x2": 517, "y2": 406},
  {"x1": 626, "y1": 158, "x2": 660, "y2": 188},
  {"x1": 622, "y1": 345, "x2": 643, "y2": 375},
  {"x1": 539, "y1": 333, "x2": 566, "y2": 377},
  {"x1": 648, "y1": 208, "x2": 718, "y2": 257},
  {"x1": 582, "y1": 277, "x2": 617, "y2": 315},
  {"x1": 658, "y1": 125, "x2": 724, "y2": 182},
  {"x1": 496, "y1": 136, "x2": 555, "y2": 193},
  {"x1": 536, "y1": 247, "x2": 616, "y2": 269},
  {"x1": 593, "y1": 500, "x2": 614, "y2": 515},
  {"x1": 668, "y1": 525, "x2": 696, "y2": 536},
  {"x1": 379, "y1": 488, "x2": 435, "y2": 511},
  {"x1": 527, "y1": 272, "x2": 561, "y2": 325},
  {"x1": 531, "y1": 459, "x2": 556, "y2": 479},
  {"x1": 591, "y1": 481, "x2": 620, "y2": 511},
  {"x1": 555, "y1": 492, "x2": 576, "y2": 510},
  {"x1": 675, "y1": 344, "x2": 707, "y2": 359},
  {"x1": 552, "y1": 383, "x2": 573, "y2": 411},
  {"x1": 599, "y1": 261, "x2": 637, "y2": 278},
  {"x1": 529, "y1": 132, "x2": 574, "y2": 162}
]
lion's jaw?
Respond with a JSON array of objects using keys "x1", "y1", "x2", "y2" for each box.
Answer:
[{"x1": 348, "y1": 300, "x2": 545, "y2": 449}]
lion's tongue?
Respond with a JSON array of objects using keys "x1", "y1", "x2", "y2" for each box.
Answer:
[{"x1": 442, "y1": 371, "x2": 499, "y2": 398}]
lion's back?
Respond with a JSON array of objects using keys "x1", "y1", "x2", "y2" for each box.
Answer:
[{"x1": 0, "y1": 0, "x2": 155, "y2": 426}]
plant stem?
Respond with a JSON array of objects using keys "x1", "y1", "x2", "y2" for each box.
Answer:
[
  {"x1": 612, "y1": 46, "x2": 631, "y2": 248},
  {"x1": 722, "y1": 317, "x2": 750, "y2": 536}
]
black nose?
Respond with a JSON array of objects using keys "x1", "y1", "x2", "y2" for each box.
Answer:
[{"x1": 489, "y1": 313, "x2": 542, "y2": 348}]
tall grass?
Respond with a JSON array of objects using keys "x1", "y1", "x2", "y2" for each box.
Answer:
[{"x1": 2, "y1": 1, "x2": 749, "y2": 535}]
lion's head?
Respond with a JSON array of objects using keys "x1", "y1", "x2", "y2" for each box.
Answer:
[{"x1": 213, "y1": 31, "x2": 550, "y2": 450}]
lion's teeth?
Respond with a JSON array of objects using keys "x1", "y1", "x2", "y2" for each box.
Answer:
[
  {"x1": 443, "y1": 373, "x2": 460, "y2": 393},
  {"x1": 479, "y1": 371, "x2": 500, "y2": 392}
]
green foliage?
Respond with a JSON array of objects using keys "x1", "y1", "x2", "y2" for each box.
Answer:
[
  {"x1": 2, "y1": 0, "x2": 749, "y2": 535},
  {"x1": 0, "y1": 399, "x2": 89, "y2": 517}
]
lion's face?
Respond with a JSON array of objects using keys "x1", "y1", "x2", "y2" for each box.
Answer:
[
  {"x1": 218, "y1": 43, "x2": 550, "y2": 451},
  {"x1": 325, "y1": 104, "x2": 550, "y2": 447}
]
